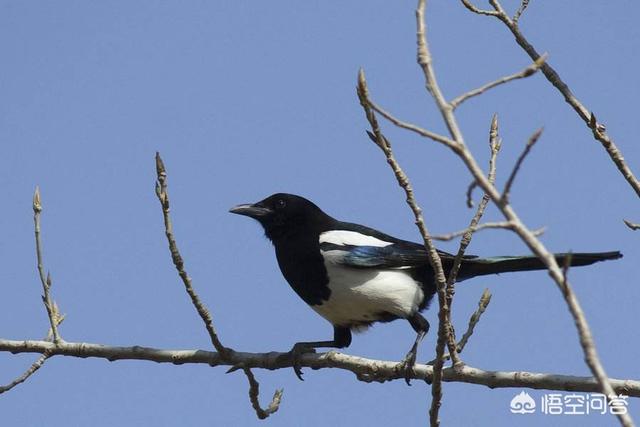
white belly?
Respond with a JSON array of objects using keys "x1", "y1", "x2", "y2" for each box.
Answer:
[{"x1": 311, "y1": 263, "x2": 424, "y2": 328}]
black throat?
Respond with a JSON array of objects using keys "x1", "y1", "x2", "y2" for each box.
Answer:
[{"x1": 265, "y1": 212, "x2": 336, "y2": 306}]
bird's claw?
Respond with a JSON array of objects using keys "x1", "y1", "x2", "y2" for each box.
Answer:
[
  {"x1": 289, "y1": 344, "x2": 316, "y2": 381},
  {"x1": 398, "y1": 344, "x2": 418, "y2": 386}
]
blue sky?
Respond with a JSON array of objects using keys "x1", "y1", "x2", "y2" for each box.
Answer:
[{"x1": 1, "y1": 1, "x2": 638, "y2": 425}]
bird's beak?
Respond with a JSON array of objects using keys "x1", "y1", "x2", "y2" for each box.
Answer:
[{"x1": 229, "y1": 203, "x2": 272, "y2": 218}]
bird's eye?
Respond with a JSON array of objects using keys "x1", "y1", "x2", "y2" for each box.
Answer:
[{"x1": 276, "y1": 199, "x2": 286, "y2": 209}]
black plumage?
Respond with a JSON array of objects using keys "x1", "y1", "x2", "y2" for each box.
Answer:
[{"x1": 230, "y1": 193, "x2": 622, "y2": 381}]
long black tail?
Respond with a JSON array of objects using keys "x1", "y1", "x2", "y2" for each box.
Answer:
[{"x1": 456, "y1": 251, "x2": 622, "y2": 281}]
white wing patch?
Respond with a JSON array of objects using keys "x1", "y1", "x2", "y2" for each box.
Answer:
[{"x1": 319, "y1": 230, "x2": 393, "y2": 247}]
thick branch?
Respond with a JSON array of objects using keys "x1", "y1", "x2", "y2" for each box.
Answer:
[{"x1": 1, "y1": 338, "x2": 638, "y2": 397}]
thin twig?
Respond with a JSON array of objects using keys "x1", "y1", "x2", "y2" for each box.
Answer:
[
  {"x1": 2, "y1": 338, "x2": 639, "y2": 396},
  {"x1": 442, "y1": 115, "x2": 501, "y2": 369},
  {"x1": 502, "y1": 127, "x2": 543, "y2": 203},
  {"x1": 432, "y1": 221, "x2": 511, "y2": 241},
  {"x1": 371, "y1": 57, "x2": 628, "y2": 425},
  {"x1": 513, "y1": 0, "x2": 530, "y2": 25},
  {"x1": 415, "y1": 2, "x2": 457, "y2": 424},
  {"x1": 456, "y1": 289, "x2": 492, "y2": 354},
  {"x1": 433, "y1": 223, "x2": 544, "y2": 241},
  {"x1": 154, "y1": 153, "x2": 282, "y2": 420},
  {"x1": 0, "y1": 311, "x2": 65, "y2": 395},
  {"x1": 460, "y1": 0, "x2": 499, "y2": 17},
  {"x1": 446, "y1": 115, "x2": 500, "y2": 284},
  {"x1": 465, "y1": 181, "x2": 478, "y2": 208},
  {"x1": 358, "y1": 69, "x2": 451, "y2": 386},
  {"x1": 416, "y1": 3, "x2": 456, "y2": 424},
  {"x1": 154, "y1": 153, "x2": 229, "y2": 357},
  {"x1": 366, "y1": 98, "x2": 456, "y2": 148},
  {"x1": 383, "y1": 1, "x2": 634, "y2": 425},
  {"x1": 243, "y1": 368, "x2": 283, "y2": 420},
  {"x1": 32, "y1": 187, "x2": 61, "y2": 344},
  {"x1": 462, "y1": 0, "x2": 640, "y2": 201},
  {"x1": 450, "y1": 55, "x2": 547, "y2": 110},
  {"x1": 623, "y1": 219, "x2": 640, "y2": 231},
  {"x1": 0, "y1": 351, "x2": 51, "y2": 394},
  {"x1": 427, "y1": 288, "x2": 492, "y2": 364}
]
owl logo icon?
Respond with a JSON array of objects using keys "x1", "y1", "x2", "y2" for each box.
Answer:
[{"x1": 510, "y1": 391, "x2": 536, "y2": 414}]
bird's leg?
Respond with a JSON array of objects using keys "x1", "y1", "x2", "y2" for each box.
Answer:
[
  {"x1": 399, "y1": 313, "x2": 430, "y2": 385},
  {"x1": 284, "y1": 326, "x2": 352, "y2": 381}
]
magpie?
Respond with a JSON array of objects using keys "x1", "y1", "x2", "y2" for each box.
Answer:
[{"x1": 230, "y1": 193, "x2": 621, "y2": 382}]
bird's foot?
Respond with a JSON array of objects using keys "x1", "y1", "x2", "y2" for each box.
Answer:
[
  {"x1": 282, "y1": 343, "x2": 316, "y2": 381},
  {"x1": 398, "y1": 342, "x2": 419, "y2": 386}
]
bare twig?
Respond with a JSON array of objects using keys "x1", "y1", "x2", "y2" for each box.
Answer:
[
  {"x1": 154, "y1": 153, "x2": 229, "y2": 357},
  {"x1": 366, "y1": 98, "x2": 456, "y2": 148},
  {"x1": 368, "y1": 1, "x2": 633, "y2": 425},
  {"x1": 372, "y1": 43, "x2": 628, "y2": 427},
  {"x1": 502, "y1": 127, "x2": 543, "y2": 203},
  {"x1": 154, "y1": 153, "x2": 282, "y2": 420},
  {"x1": 433, "y1": 222, "x2": 545, "y2": 241},
  {"x1": 432, "y1": 221, "x2": 511, "y2": 241},
  {"x1": 415, "y1": 2, "x2": 458, "y2": 424},
  {"x1": 462, "y1": 0, "x2": 640, "y2": 201},
  {"x1": 2, "y1": 338, "x2": 639, "y2": 397},
  {"x1": 513, "y1": 0, "x2": 530, "y2": 25},
  {"x1": 358, "y1": 69, "x2": 452, "y2": 388},
  {"x1": 460, "y1": 0, "x2": 499, "y2": 17},
  {"x1": 442, "y1": 115, "x2": 501, "y2": 369},
  {"x1": 0, "y1": 351, "x2": 51, "y2": 395},
  {"x1": 427, "y1": 288, "x2": 492, "y2": 364},
  {"x1": 33, "y1": 187, "x2": 61, "y2": 344},
  {"x1": 456, "y1": 288, "x2": 492, "y2": 354},
  {"x1": 450, "y1": 55, "x2": 547, "y2": 110},
  {"x1": 446, "y1": 115, "x2": 500, "y2": 283},
  {"x1": 465, "y1": 181, "x2": 478, "y2": 208},
  {"x1": 0, "y1": 310, "x2": 65, "y2": 395},
  {"x1": 243, "y1": 368, "x2": 283, "y2": 420},
  {"x1": 623, "y1": 219, "x2": 640, "y2": 231}
]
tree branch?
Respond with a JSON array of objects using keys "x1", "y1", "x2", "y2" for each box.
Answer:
[
  {"x1": 32, "y1": 187, "x2": 62, "y2": 344},
  {"x1": 462, "y1": 0, "x2": 640, "y2": 201},
  {"x1": 0, "y1": 352, "x2": 51, "y2": 395},
  {"x1": 513, "y1": 0, "x2": 530, "y2": 25},
  {"x1": 366, "y1": 97, "x2": 456, "y2": 148},
  {"x1": 501, "y1": 127, "x2": 543, "y2": 203},
  {"x1": 427, "y1": 288, "x2": 492, "y2": 365},
  {"x1": 154, "y1": 153, "x2": 229, "y2": 356},
  {"x1": 1, "y1": 338, "x2": 638, "y2": 397},
  {"x1": 369, "y1": 1, "x2": 634, "y2": 425},
  {"x1": 242, "y1": 368, "x2": 283, "y2": 420},
  {"x1": 358, "y1": 70, "x2": 453, "y2": 389},
  {"x1": 442, "y1": 114, "x2": 501, "y2": 369},
  {"x1": 450, "y1": 55, "x2": 546, "y2": 110},
  {"x1": 432, "y1": 222, "x2": 546, "y2": 242},
  {"x1": 154, "y1": 153, "x2": 281, "y2": 419}
]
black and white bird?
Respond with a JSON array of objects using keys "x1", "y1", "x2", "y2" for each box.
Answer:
[{"x1": 230, "y1": 193, "x2": 621, "y2": 381}]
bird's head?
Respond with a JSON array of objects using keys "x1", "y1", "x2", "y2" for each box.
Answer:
[{"x1": 230, "y1": 193, "x2": 330, "y2": 241}]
